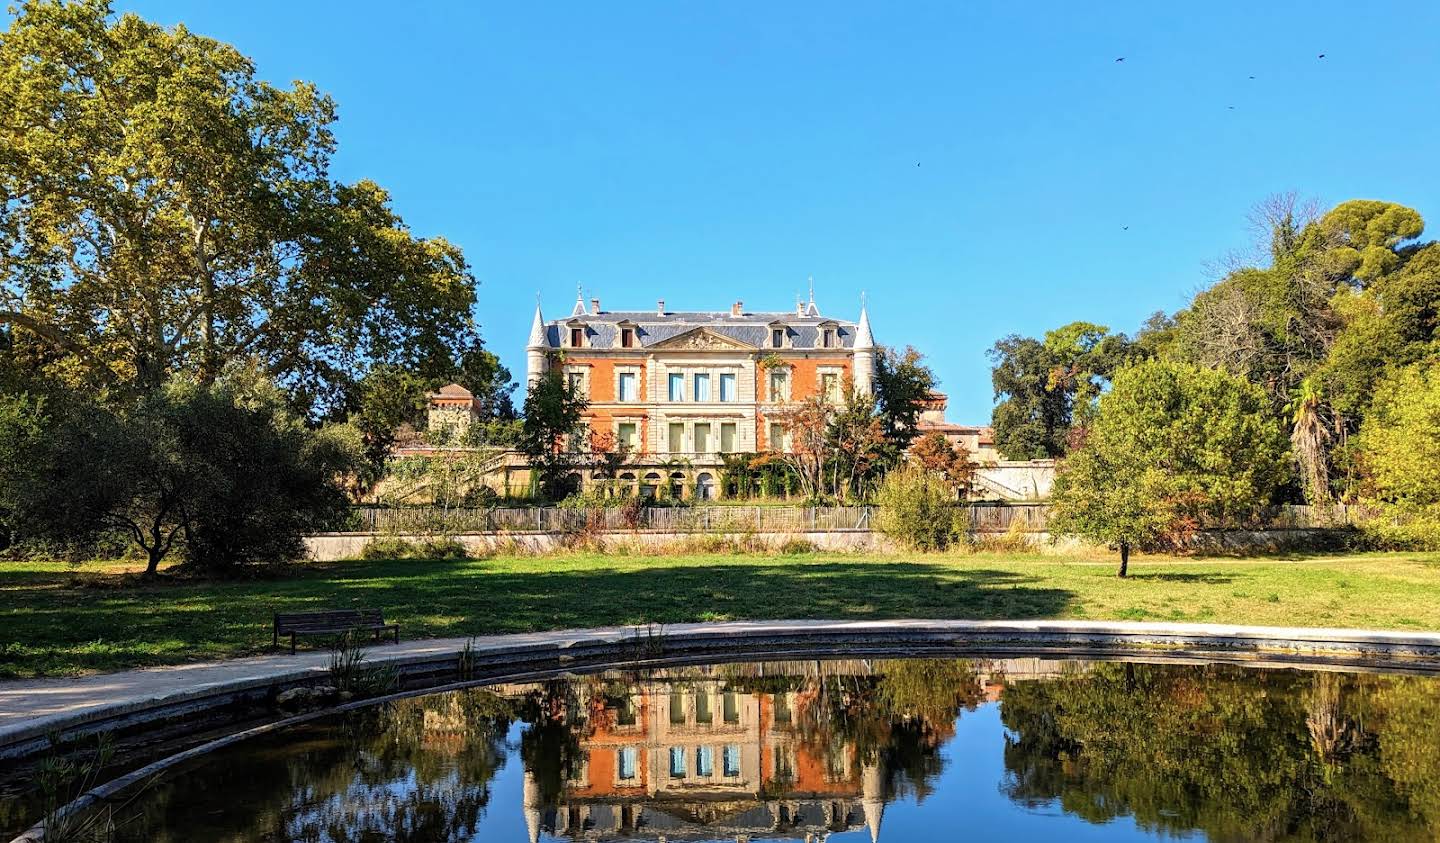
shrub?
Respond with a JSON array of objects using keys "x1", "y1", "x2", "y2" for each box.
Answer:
[
  {"x1": 874, "y1": 465, "x2": 961, "y2": 551},
  {"x1": 360, "y1": 537, "x2": 416, "y2": 560},
  {"x1": 777, "y1": 537, "x2": 818, "y2": 555},
  {"x1": 414, "y1": 537, "x2": 469, "y2": 560}
]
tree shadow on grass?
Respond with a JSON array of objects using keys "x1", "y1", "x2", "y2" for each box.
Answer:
[
  {"x1": 361, "y1": 562, "x2": 1078, "y2": 637},
  {"x1": 1127, "y1": 573, "x2": 1236, "y2": 585},
  {"x1": 4, "y1": 561, "x2": 1078, "y2": 676}
]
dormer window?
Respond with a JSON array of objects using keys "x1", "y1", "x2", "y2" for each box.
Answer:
[
  {"x1": 621, "y1": 328, "x2": 635, "y2": 348},
  {"x1": 817, "y1": 320, "x2": 839, "y2": 349},
  {"x1": 569, "y1": 327, "x2": 585, "y2": 348},
  {"x1": 772, "y1": 328, "x2": 784, "y2": 348}
]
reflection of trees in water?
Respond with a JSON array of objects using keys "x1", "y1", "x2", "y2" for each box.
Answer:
[
  {"x1": 999, "y1": 664, "x2": 1440, "y2": 840},
  {"x1": 789, "y1": 659, "x2": 984, "y2": 803},
  {"x1": 118, "y1": 689, "x2": 516, "y2": 843}
]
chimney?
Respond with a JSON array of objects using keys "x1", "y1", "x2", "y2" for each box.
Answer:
[
  {"x1": 657, "y1": 299, "x2": 665, "y2": 315},
  {"x1": 731, "y1": 300, "x2": 743, "y2": 317},
  {"x1": 590, "y1": 298, "x2": 600, "y2": 315}
]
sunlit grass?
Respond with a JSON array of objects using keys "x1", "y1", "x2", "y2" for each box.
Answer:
[{"x1": 4, "y1": 549, "x2": 1440, "y2": 677}]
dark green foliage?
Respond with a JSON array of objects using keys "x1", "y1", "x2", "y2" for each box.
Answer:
[
  {"x1": 873, "y1": 345, "x2": 937, "y2": 459},
  {"x1": 519, "y1": 364, "x2": 587, "y2": 501},
  {"x1": 0, "y1": 374, "x2": 358, "y2": 574},
  {"x1": 989, "y1": 322, "x2": 1139, "y2": 459}
]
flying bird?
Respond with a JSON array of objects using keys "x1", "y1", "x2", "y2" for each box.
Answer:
[
  {"x1": 1115, "y1": 57, "x2": 1125, "y2": 62},
  {"x1": 1318, "y1": 53, "x2": 1326, "y2": 59},
  {"x1": 1122, "y1": 226, "x2": 1130, "y2": 231},
  {"x1": 1248, "y1": 75, "x2": 1256, "y2": 79},
  {"x1": 1228, "y1": 105, "x2": 1236, "y2": 110}
]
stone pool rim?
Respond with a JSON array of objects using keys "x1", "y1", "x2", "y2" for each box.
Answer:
[{"x1": 9, "y1": 617, "x2": 1440, "y2": 843}]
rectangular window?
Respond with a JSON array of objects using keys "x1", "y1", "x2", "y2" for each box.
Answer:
[
  {"x1": 694, "y1": 423, "x2": 711, "y2": 453},
  {"x1": 670, "y1": 692, "x2": 686, "y2": 725},
  {"x1": 722, "y1": 745, "x2": 741, "y2": 777},
  {"x1": 567, "y1": 371, "x2": 586, "y2": 396},
  {"x1": 668, "y1": 423, "x2": 685, "y2": 454},
  {"x1": 720, "y1": 423, "x2": 737, "y2": 453},
  {"x1": 772, "y1": 328, "x2": 784, "y2": 348},
  {"x1": 821, "y1": 372, "x2": 839, "y2": 402},
  {"x1": 618, "y1": 746, "x2": 637, "y2": 780},
  {"x1": 696, "y1": 746, "x2": 714, "y2": 776},
  {"x1": 719, "y1": 372, "x2": 736, "y2": 402},
  {"x1": 617, "y1": 697, "x2": 637, "y2": 727},
  {"x1": 693, "y1": 373, "x2": 711, "y2": 402},
  {"x1": 722, "y1": 691, "x2": 739, "y2": 724},
  {"x1": 568, "y1": 423, "x2": 588, "y2": 453},
  {"x1": 570, "y1": 327, "x2": 584, "y2": 348},
  {"x1": 668, "y1": 372, "x2": 684, "y2": 402},
  {"x1": 618, "y1": 371, "x2": 637, "y2": 402},
  {"x1": 769, "y1": 422, "x2": 786, "y2": 453},
  {"x1": 824, "y1": 329, "x2": 835, "y2": 348},
  {"x1": 695, "y1": 692, "x2": 712, "y2": 724},
  {"x1": 617, "y1": 422, "x2": 638, "y2": 451},
  {"x1": 773, "y1": 746, "x2": 795, "y2": 779},
  {"x1": 768, "y1": 370, "x2": 789, "y2": 402},
  {"x1": 621, "y1": 327, "x2": 635, "y2": 348},
  {"x1": 773, "y1": 693, "x2": 792, "y2": 725},
  {"x1": 669, "y1": 747, "x2": 686, "y2": 778}
]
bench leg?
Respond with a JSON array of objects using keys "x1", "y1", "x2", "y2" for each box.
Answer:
[{"x1": 291, "y1": 632, "x2": 297, "y2": 655}]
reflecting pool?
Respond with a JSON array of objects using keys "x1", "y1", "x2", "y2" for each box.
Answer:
[{"x1": 81, "y1": 658, "x2": 1440, "y2": 840}]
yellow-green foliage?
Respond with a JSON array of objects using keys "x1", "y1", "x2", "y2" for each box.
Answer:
[
  {"x1": 874, "y1": 465, "x2": 960, "y2": 551},
  {"x1": 1356, "y1": 360, "x2": 1440, "y2": 516}
]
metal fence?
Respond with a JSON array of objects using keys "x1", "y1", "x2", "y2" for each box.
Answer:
[
  {"x1": 348, "y1": 505, "x2": 877, "y2": 534},
  {"x1": 343, "y1": 502, "x2": 1370, "y2": 536}
]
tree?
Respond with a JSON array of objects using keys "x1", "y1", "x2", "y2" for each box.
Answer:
[
  {"x1": 1050, "y1": 360, "x2": 1289, "y2": 576},
  {"x1": 989, "y1": 322, "x2": 1137, "y2": 460},
  {"x1": 0, "y1": 373, "x2": 359, "y2": 574},
  {"x1": 1156, "y1": 197, "x2": 1429, "y2": 504},
  {"x1": 771, "y1": 394, "x2": 835, "y2": 501},
  {"x1": 873, "y1": 345, "x2": 937, "y2": 460},
  {"x1": 826, "y1": 384, "x2": 887, "y2": 502},
  {"x1": 0, "y1": 1, "x2": 481, "y2": 411},
  {"x1": 909, "y1": 432, "x2": 975, "y2": 498},
  {"x1": 1354, "y1": 360, "x2": 1440, "y2": 517},
  {"x1": 519, "y1": 365, "x2": 587, "y2": 501}
]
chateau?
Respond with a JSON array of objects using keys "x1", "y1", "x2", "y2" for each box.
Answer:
[
  {"x1": 410, "y1": 291, "x2": 1054, "y2": 501},
  {"x1": 524, "y1": 290, "x2": 874, "y2": 499}
]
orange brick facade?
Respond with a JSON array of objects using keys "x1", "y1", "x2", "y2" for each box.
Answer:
[{"x1": 525, "y1": 294, "x2": 874, "y2": 498}]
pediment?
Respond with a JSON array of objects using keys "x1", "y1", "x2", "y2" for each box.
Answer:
[{"x1": 650, "y1": 327, "x2": 756, "y2": 351}]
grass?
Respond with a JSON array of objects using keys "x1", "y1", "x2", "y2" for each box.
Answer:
[{"x1": 5, "y1": 548, "x2": 1440, "y2": 678}]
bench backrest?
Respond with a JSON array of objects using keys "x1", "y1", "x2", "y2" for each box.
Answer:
[{"x1": 274, "y1": 609, "x2": 384, "y2": 632}]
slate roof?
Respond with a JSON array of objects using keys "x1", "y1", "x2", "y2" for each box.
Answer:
[{"x1": 540, "y1": 309, "x2": 862, "y2": 350}]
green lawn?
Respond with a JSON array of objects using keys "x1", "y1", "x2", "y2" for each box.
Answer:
[{"x1": 5, "y1": 549, "x2": 1440, "y2": 678}]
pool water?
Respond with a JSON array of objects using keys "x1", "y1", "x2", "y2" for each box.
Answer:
[{"x1": 71, "y1": 657, "x2": 1440, "y2": 840}]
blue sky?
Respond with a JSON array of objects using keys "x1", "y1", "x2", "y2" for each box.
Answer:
[{"x1": 107, "y1": 1, "x2": 1440, "y2": 421}]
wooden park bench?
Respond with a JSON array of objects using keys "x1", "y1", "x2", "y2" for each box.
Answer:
[{"x1": 272, "y1": 609, "x2": 400, "y2": 654}]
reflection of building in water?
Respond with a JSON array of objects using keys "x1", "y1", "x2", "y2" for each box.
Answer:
[{"x1": 516, "y1": 674, "x2": 885, "y2": 842}]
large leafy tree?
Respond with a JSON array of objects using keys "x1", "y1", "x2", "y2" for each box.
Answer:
[
  {"x1": 873, "y1": 345, "x2": 937, "y2": 459},
  {"x1": 1153, "y1": 197, "x2": 1430, "y2": 503},
  {"x1": 1353, "y1": 360, "x2": 1440, "y2": 517},
  {"x1": 1049, "y1": 360, "x2": 1288, "y2": 576},
  {"x1": 0, "y1": 373, "x2": 359, "y2": 574},
  {"x1": 0, "y1": 0, "x2": 479, "y2": 410},
  {"x1": 989, "y1": 321, "x2": 1137, "y2": 460},
  {"x1": 518, "y1": 364, "x2": 587, "y2": 501}
]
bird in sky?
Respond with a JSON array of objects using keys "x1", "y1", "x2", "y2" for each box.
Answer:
[
  {"x1": 1318, "y1": 53, "x2": 1326, "y2": 59},
  {"x1": 1122, "y1": 226, "x2": 1130, "y2": 231},
  {"x1": 1228, "y1": 105, "x2": 1236, "y2": 110},
  {"x1": 1115, "y1": 56, "x2": 1125, "y2": 62},
  {"x1": 1249, "y1": 75, "x2": 1256, "y2": 79}
]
